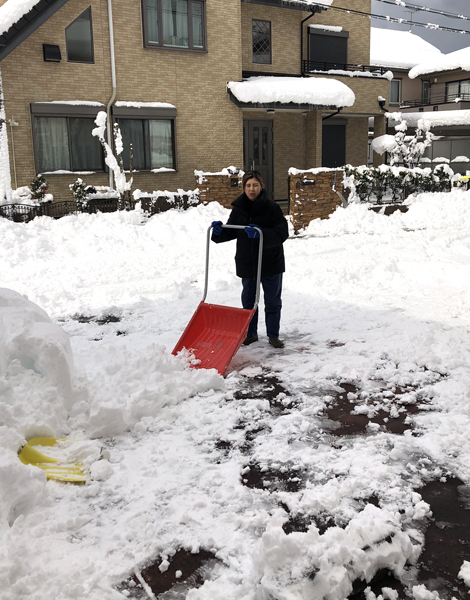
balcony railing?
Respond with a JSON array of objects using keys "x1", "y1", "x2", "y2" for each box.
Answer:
[
  {"x1": 303, "y1": 60, "x2": 390, "y2": 76},
  {"x1": 401, "y1": 93, "x2": 470, "y2": 109}
]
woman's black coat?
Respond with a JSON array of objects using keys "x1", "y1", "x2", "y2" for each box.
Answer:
[{"x1": 211, "y1": 189, "x2": 289, "y2": 278}]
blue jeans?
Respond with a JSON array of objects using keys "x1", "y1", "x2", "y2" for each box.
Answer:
[{"x1": 241, "y1": 273, "x2": 283, "y2": 338}]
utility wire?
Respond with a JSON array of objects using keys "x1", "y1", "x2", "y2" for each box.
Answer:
[
  {"x1": 309, "y1": 2, "x2": 470, "y2": 36},
  {"x1": 373, "y1": 0, "x2": 470, "y2": 22}
]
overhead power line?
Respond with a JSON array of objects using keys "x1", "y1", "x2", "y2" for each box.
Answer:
[
  {"x1": 373, "y1": 0, "x2": 470, "y2": 23},
  {"x1": 309, "y1": 2, "x2": 470, "y2": 36}
]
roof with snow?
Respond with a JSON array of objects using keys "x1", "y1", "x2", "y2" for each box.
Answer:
[
  {"x1": 0, "y1": 0, "x2": 69, "y2": 61},
  {"x1": 370, "y1": 28, "x2": 442, "y2": 71},
  {"x1": 387, "y1": 110, "x2": 470, "y2": 128},
  {"x1": 227, "y1": 76, "x2": 355, "y2": 110},
  {"x1": 409, "y1": 45, "x2": 470, "y2": 79}
]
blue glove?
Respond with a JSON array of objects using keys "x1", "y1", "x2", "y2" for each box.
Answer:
[
  {"x1": 211, "y1": 221, "x2": 223, "y2": 235},
  {"x1": 245, "y1": 224, "x2": 261, "y2": 239}
]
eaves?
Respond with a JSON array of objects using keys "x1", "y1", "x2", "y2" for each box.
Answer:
[{"x1": 0, "y1": 0, "x2": 71, "y2": 62}]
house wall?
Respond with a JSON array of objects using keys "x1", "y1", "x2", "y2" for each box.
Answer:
[
  {"x1": 1, "y1": 0, "x2": 243, "y2": 201},
  {"x1": 241, "y1": 3, "x2": 302, "y2": 74},
  {"x1": 308, "y1": 0, "x2": 371, "y2": 66}
]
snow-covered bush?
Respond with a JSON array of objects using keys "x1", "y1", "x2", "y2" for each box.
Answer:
[
  {"x1": 344, "y1": 164, "x2": 453, "y2": 204},
  {"x1": 69, "y1": 178, "x2": 88, "y2": 207},
  {"x1": 388, "y1": 114, "x2": 436, "y2": 169},
  {"x1": 29, "y1": 175, "x2": 48, "y2": 202}
]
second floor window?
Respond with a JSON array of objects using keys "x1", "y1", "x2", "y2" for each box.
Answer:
[
  {"x1": 143, "y1": 0, "x2": 205, "y2": 51},
  {"x1": 308, "y1": 30, "x2": 348, "y2": 71},
  {"x1": 446, "y1": 80, "x2": 470, "y2": 102},
  {"x1": 252, "y1": 19, "x2": 271, "y2": 64},
  {"x1": 66, "y1": 7, "x2": 94, "y2": 63},
  {"x1": 390, "y1": 78, "x2": 402, "y2": 105}
]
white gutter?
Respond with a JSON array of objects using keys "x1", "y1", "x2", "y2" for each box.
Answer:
[{"x1": 106, "y1": 0, "x2": 117, "y2": 188}]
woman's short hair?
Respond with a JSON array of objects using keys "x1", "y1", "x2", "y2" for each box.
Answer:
[{"x1": 242, "y1": 170, "x2": 264, "y2": 190}]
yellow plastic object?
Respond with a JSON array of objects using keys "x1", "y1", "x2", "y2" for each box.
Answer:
[{"x1": 18, "y1": 437, "x2": 86, "y2": 483}]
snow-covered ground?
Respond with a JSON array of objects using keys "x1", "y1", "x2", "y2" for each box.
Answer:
[{"x1": 1, "y1": 192, "x2": 470, "y2": 600}]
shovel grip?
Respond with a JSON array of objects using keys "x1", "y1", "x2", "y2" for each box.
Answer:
[{"x1": 203, "y1": 224, "x2": 263, "y2": 309}]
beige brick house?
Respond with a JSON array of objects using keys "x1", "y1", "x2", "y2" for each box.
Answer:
[{"x1": 0, "y1": 0, "x2": 389, "y2": 203}]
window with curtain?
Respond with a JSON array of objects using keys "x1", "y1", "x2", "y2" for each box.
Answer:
[
  {"x1": 65, "y1": 7, "x2": 94, "y2": 63},
  {"x1": 118, "y1": 118, "x2": 175, "y2": 171},
  {"x1": 142, "y1": 0, "x2": 205, "y2": 50},
  {"x1": 33, "y1": 116, "x2": 103, "y2": 173}
]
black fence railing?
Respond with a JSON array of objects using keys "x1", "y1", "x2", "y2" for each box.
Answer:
[
  {"x1": 0, "y1": 194, "x2": 198, "y2": 223},
  {"x1": 303, "y1": 60, "x2": 389, "y2": 75},
  {"x1": 401, "y1": 93, "x2": 470, "y2": 109}
]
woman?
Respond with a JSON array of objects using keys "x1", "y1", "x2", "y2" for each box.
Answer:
[{"x1": 211, "y1": 170, "x2": 288, "y2": 348}]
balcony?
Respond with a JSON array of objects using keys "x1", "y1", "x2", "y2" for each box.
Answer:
[
  {"x1": 400, "y1": 92, "x2": 470, "y2": 111},
  {"x1": 302, "y1": 60, "x2": 390, "y2": 77}
]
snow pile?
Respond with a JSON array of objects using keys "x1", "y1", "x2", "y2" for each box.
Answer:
[
  {"x1": 227, "y1": 76, "x2": 355, "y2": 108},
  {"x1": 0, "y1": 288, "x2": 75, "y2": 444},
  {"x1": 370, "y1": 28, "x2": 442, "y2": 70},
  {"x1": 410, "y1": 45, "x2": 470, "y2": 79},
  {"x1": 1, "y1": 195, "x2": 470, "y2": 599}
]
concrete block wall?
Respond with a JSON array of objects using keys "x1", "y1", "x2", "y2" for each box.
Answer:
[{"x1": 289, "y1": 169, "x2": 344, "y2": 232}]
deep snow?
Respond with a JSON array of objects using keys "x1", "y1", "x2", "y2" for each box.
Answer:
[{"x1": 1, "y1": 192, "x2": 470, "y2": 600}]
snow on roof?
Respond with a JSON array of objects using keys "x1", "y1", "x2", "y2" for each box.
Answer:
[
  {"x1": 227, "y1": 76, "x2": 355, "y2": 108},
  {"x1": 387, "y1": 110, "x2": 470, "y2": 128},
  {"x1": 409, "y1": 45, "x2": 470, "y2": 79},
  {"x1": 370, "y1": 28, "x2": 442, "y2": 71},
  {"x1": 0, "y1": 0, "x2": 42, "y2": 36}
]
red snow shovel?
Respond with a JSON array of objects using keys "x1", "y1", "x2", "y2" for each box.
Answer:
[{"x1": 172, "y1": 224, "x2": 263, "y2": 376}]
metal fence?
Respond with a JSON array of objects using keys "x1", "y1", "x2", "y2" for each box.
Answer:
[{"x1": 0, "y1": 194, "x2": 198, "y2": 223}]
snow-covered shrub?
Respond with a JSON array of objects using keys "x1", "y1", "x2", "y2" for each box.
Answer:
[
  {"x1": 344, "y1": 164, "x2": 453, "y2": 204},
  {"x1": 29, "y1": 175, "x2": 48, "y2": 202},
  {"x1": 69, "y1": 178, "x2": 88, "y2": 207},
  {"x1": 388, "y1": 114, "x2": 437, "y2": 169}
]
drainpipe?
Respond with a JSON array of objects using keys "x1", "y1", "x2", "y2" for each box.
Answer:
[
  {"x1": 106, "y1": 0, "x2": 117, "y2": 188},
  {"x1": 300, "y1": 11, "x2": 317, "y2": 75},
  {"x1": 8, "y1": 116, "x2": 19, "y2": 190}
]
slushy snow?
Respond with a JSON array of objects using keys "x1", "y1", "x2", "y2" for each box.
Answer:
[{"x1": 1, "y1": 192, "x2": 470, "y2": 599}]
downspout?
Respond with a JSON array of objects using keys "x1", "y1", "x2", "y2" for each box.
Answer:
[
  {"x1": 106, "y1": 0, "x2": 117, "y2": 188},
  {"x1": 300, "y1": 11, "x2": 317, "y2": 75}
]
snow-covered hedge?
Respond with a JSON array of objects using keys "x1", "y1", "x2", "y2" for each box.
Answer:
[{"x1": 344, "y1": 164, "x2": 453, "y2": 204}]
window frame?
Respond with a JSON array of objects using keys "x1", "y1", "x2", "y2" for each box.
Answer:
[
  {"x1": 141, "y1": 0, "x2": 207, "y2": 53},
  {"x1": 390, "y1": 78, "x2": 402, "y2": 106},
  {"x1": 252, "y1": 19, "x2": 272, "y2": 65},
  {"x1": 31, "y1": 103, "x2": 105, "y2": 174},
  {"x1": 112, "y1": 105, "x2": 178, "y2": 172},
  {"x1": 65, "y1": 6, "x2": 94, "y2": 64}
]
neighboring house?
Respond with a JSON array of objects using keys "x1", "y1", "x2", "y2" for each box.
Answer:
[
  {"x1": 371, "y1": 27, "x2": 470, "y2": 174},
  {"x1": 370, "y1": 27, "x2": 443, "y2": 112},
  {"x1": 0, "y1": 0, "x2": 390, "y2": 204},
  {"x1": 402, "y1": 47, "x2": 470, "y2": 174}
]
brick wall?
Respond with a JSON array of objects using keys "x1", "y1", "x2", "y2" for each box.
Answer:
[
  {"x1": 196, "y1": 170, "x2": 243, "y2": 209},
  {"x1": 289, "y1": 169, "x2": 344, "y2": 233},
  {"x1": 1, "y1": 0, "x2": 244, "y2": 201}
]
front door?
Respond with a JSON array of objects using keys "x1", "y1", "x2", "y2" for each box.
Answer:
[
  {"x1": 322, "y1": 123, "x2": 346, "y2": 168},
  {"x1": 243, "y1": 119, "x2": 274, "y2": 200}
]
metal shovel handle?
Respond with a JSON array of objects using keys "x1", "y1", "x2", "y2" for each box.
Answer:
[{"x1": 203, "y1": 224, "x2": 264, "y2": 310}]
